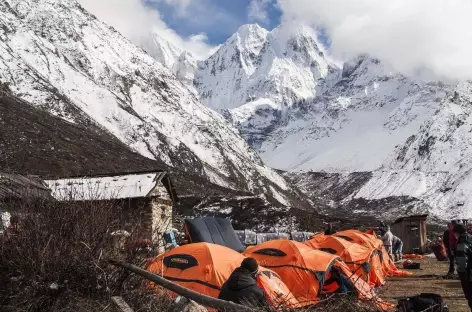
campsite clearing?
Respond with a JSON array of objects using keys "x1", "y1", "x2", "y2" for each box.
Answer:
[{"x1": 381, "y1": 257, "x2": 469, "y2": 311}]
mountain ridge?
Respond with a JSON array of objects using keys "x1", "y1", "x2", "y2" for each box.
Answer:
[
  {"x1": 152, "y1": 22, "x2": 472, "y2": 220},
  {"x1": 0, "y1": 0, "x2": 303, "y2": 215}
]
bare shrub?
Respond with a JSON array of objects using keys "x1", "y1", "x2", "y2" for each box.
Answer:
[{"x1": 0, "y1": 197, "x2": 166, "y2": 312}]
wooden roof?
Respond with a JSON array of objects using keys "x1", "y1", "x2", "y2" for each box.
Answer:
[
  {"x1": 393, "y1": 214, "x2": 428, "y2": 224},
  {"x1": 0, "y1": 173, "x2": 52, "y2": 200}
]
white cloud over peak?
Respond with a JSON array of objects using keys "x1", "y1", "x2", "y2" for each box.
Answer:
[
  {"x1": 248, "y1": 0, "x2": 272, "y2": 24},
  {"x1": 278, "y1": 0, "x2": 472, "y2": 81},
  {"x1": 77, "y1": 0, "x2": 216, "y2": 61}
]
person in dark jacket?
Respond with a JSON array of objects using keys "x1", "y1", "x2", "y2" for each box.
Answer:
[
  {"x1": 444, "y1": 220, "x2": 458, "y2": 277},
  {"x1": 379, "y1": 221, "x2": 387, "y2": 236},
  {"x1": 454, "y1": 223, "x2": 472, "y2": 311},
  {"x1": 323, "y1": 267, "x2": 355, "y2": 295},
  {"x1": 218, "y1": 257, "x2": 267, "y2": 309},
  {"x1": 324, "y1": 223, "x2": 336, "y2": 235}
]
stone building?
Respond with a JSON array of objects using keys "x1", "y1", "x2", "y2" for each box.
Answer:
[{"x1": 44, "y1": 171, "x2": 178, "y2": 252}]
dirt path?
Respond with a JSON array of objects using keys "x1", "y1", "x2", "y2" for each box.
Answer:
[{"x1": 378, "y1": 257, "x2": 469, "y2": 311}]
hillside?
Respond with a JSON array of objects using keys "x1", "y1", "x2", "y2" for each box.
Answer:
[{"x1": 0, "y1": 89, "x2": 316, "y2": 231}]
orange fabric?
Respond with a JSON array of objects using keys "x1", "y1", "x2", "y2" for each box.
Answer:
[
  {"x1": 257, "y1": 270, "x2": 300, "y2": 309},
  {"x1": 244, "y1": 239, "x2": 391, "y2": 309},
  {"x1": 355, "y1": 230, "x2": 412, "y2": 277},
  {"x1": 321, "y1": 272, "x2": 340, "y2": 294},
  {"x1": 147, "y1": 242, "x2": 241, "y2": 298},
  {"x1": 146, "y1": 242, "x2": 298, "y2": 310},
  {"x1": 336, "y1": 261, "x2": 395, "y2": 311},
  {"x1": 335, "y1": 230, "x2": 380, "y2": 249},
  {"x1": 244, "y1": 240, "x2": 335, "y2": 307},
  {"x1": 305, "y1": 234, "x2": 386, "y2": 286},
  {"x1": 381, "y1": 244, "x2": 412, "y2": 277}
]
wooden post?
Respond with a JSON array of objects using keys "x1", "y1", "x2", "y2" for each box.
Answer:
[
  {"x1": 109, "y1": 260, "x2": 254, "y2": 312},
  {"x1": 111, "y1": 296, "x2": 134, "y2": 312}
]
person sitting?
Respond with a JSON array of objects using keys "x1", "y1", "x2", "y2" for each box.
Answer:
[
  {"x1": 323, "y1": 267, "x2": 355, "y2": 295},
  {"x1": 324, "y1": 223, "x2": 336, "y2": 235},
  {"x1": 392, "y1": 234, "x2": 403, "y2": 262},
  {"x1": 381, "y1": 225, "x2": 394, "y2": 260},
  {"x1": 218, "y1": 257, "x2": 267, "y2": 309}
]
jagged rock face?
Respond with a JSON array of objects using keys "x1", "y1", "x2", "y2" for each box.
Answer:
[
  {"x1": 359, "y1": 82, "x2": 472, "y2": 219},
  {"x1": 194, "y1": 24, "x2": 336, "y2": 150},
  {"x1": 0, "y1": 0, "x2": 294, "y2": 206},
  {"x1": 145, "y1": 32, "x2": 198, "y2": 94},
  {"x1": 195, "y1": 24, "x2": 332, "y2": 112},
  {"x1": 282, "y1": 171, "x2": 430, "y2": 223}
]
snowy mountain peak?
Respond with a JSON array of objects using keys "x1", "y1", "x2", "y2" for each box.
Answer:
[
  {"x1": 149, "y1": 31, "x2": 184, "y2": 69},
  {"x1": 195, "y1": 23, "x2": 333, "y2": 114},
  {"x1": 235, "y1": 23, "x2": 268, "y2": 39}
]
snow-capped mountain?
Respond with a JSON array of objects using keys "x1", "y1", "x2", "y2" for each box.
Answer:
[
  {"x1": 196, "y1": 24, "x2": 334, "y2": 111},
  {"x1": 358, "y1": 82, "x2": 472, "y2": 219},
  {"x1": 145, "y1": 31, "x2": 198, "y2": 93},
  {"x1": 0, "y1": 0, "x2": 296, "y2": 207},
  {"x1": 187, "y1": 23, "x2": 472, "y2": 220},
  {"x1": 194, "y1": 23, "x2": 338, "y2": 148},
  {"x1": 260, "y1": 56, "x2": 450, "y2": 172}
]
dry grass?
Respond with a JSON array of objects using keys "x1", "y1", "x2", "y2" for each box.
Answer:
[{"x1": 0, "y1": 199, "x2": 169, "y2": 312}]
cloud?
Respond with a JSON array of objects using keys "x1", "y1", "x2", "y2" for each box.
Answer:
[
  {"x1": 248, "y1": 0, "x2": 272, "y2": 24},
  {"x1": 159, "y1": 0, "x2": 192, "y2": 9},
  {"x1": 278, "y1": 0, "x2": 472, "y2": 81},
  {"x1": 77, "y1": 0, "x2": 216, "y2": 61}
]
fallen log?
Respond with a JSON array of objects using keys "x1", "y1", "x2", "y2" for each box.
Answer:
[
  {"x1": 111, "y1": 296, "x2": 134, "y2": 312},
  {"x1": 109, "y1": 260, "x2": 254, "y2": 312}
]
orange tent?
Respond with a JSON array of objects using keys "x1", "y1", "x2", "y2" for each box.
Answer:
[
  {"x1": 334, "y1": 230, "x2": 380, "y2": 249},
  {"x1": 244, "y1": 240, "x2": 393, "y2": 310},
  {"x1": 362, "y1": 230, "x2": 412, "y2": 277},
  {"x1": 146, "y1": 242, "x2": 299, "y2": 309},
  {"x1": 305, "y1": 234, "x2": 386, "y2": 286}
]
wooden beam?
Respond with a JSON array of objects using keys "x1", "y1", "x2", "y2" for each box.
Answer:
[
  {"x1": 109, "y1": 260, "x2": 254, "y2": 312},
  {"x1": 111, "y1": 296, "x2": 134, "y2": 312}
]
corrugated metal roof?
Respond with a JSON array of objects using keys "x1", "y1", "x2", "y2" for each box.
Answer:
[
  {"x1": 44, "y1": 171, "x2": 177, "y2": 201},
  {"x1": 0, "y1": 173, "x2": 51, "y2": 200},
  {"x1": 393, "y1": 214, "x2": 429, "y2": 224}
]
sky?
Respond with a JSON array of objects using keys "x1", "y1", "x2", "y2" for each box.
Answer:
[
  {"x1": 148, "y1": 0, "x2": 282, "y2": 45},
  {"x1": 77, "y1": 0, "x2": 472, "y2": 82}
]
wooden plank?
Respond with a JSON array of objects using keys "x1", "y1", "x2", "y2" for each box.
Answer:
[{"x1": 111, "y1": 296, "x2": 134, "y2": 312}]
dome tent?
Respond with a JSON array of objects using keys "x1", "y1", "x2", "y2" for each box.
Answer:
[
  {"x1": 146, "y1": 242, "x2": 299, "y2": 309},
  {"x1": 305, "y1": 233, "x2": 386, "y2": 287},
  {"x1": 244, "y1": 239, "x2": 393, "y2": 310}
]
